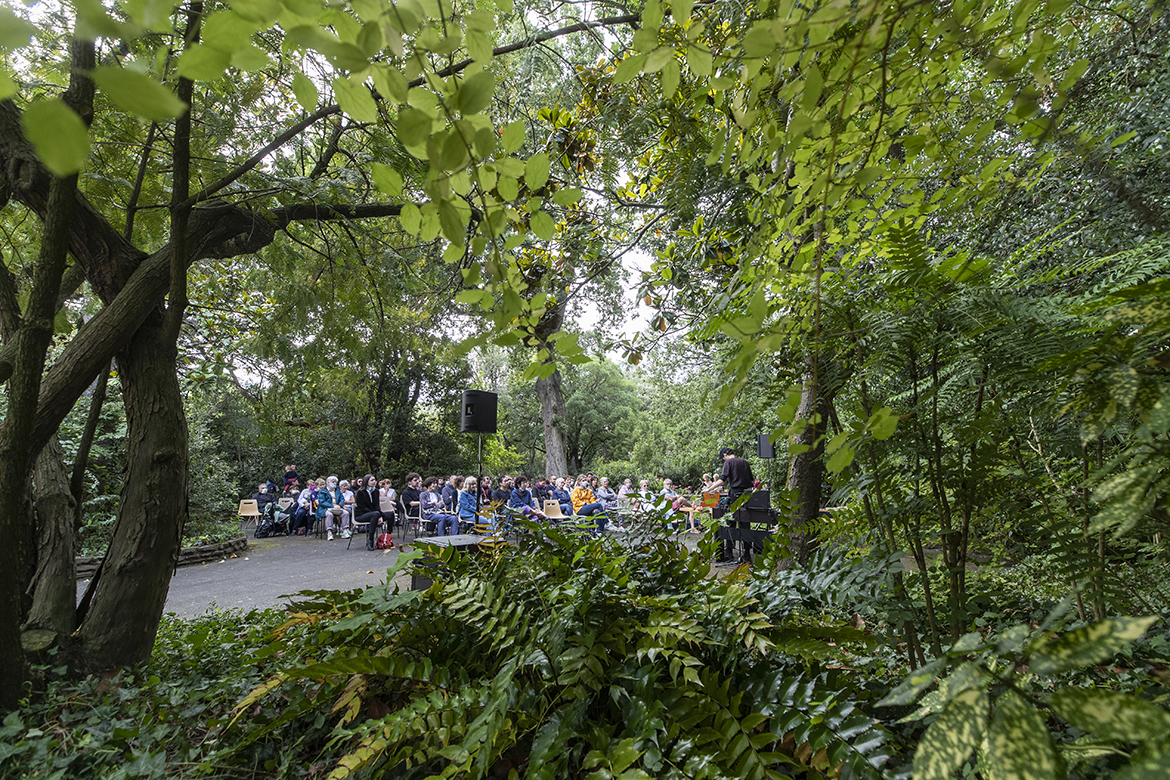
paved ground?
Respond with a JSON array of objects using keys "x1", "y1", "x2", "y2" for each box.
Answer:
[
  {"x1": 76, "y1": 524, "x2": 718, "y2": 620},
  {"x1": 77, "y1": 533, "x2": 414, "y2": 619}
]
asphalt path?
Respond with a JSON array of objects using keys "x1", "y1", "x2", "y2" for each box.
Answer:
[
  {"x1": 75, "y1": 523, "x2": 716, "y2": 621},
  {"x1": 76, "y1": 533, "x2": 414, "y2": 619}
]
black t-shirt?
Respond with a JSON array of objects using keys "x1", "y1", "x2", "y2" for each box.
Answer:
[
  {"x1": 401, "y1": 487, "x2": 422, "y2": 513},
  {"x1": 492, "y1": 487, "x2": 511, "y2": 504},
  {"x1": 721, "y1": 457, "x2": 754, "y2": 491}
]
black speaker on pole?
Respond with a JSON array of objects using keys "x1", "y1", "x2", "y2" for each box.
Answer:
[
  {"x1": 758, "y1": 433, "x2": 776, "y2": 459},
  {"x1": 461, "y1": 390, "x2": 498, "y2": 434}
]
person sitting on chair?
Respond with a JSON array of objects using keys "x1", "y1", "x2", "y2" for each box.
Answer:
[
  {"x1": 421, "y1": 476, "x2": 460, "y2": 535},
  {"x1": 355, "y1": 474, "x2": 394, "y2": 550},
  {"x1": 509, "y1": 476, "x2": 547, "y2": 520},
  {"x1": 253, "y1": 483, "x2": 276, "y2": 520},
  {"x1": 289, "y1": 481, "x2": 315, "y2": 535},
  {"x1": 571, "y1": 474, "x2": 607, "y2": 534},
  {"x1": 459, "y1": 476, "x2": 483, "y2": 531},
  {"x1": 551, "y1": 477, "x2": 573, "y2": 516},
  {"x1": 325, "y1": 476, "x2": 350, "y2": 539}
]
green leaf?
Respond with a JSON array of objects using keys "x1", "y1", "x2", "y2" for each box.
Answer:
[
  {"x1": 456, "y1": 70, "x2": 495, "y2": 115},
  {"x1": 1050, "y1": 688, "x2": 1170, "y2": 741},
  {"x1": 497, "y1": 174, "x2": 518, "y2": 201},
  {"x1": 291, "y1": 72, "x2": 318, "y2": 110},
  {"x1": 0, "y1": 9, "x2": 36, "y2": 50},
  {"x1": 1114, "y1": 746, "x2": 1170, "y2": 779},
  {"x1": 230, "y1": 45, "x2": 271, "y2": 71},
  {"x1": 671, "y1": 0, "x2": 693, "y2": 23},
  {"x1": 614, "y1": 54, "x2": 645, "y2": 84},
  {"x1": 1106, "y1": 364, "x2": 1140, "y2": 408},
  {"x1": 0, "y1": 71, "x2": 16, "y2": 100},
  {"x1": 687, "y1": 45, "x2": 712, "y2": 77},
  {"x1": 661, "y1": 59, "x2": 680, "y2": 98},
  {"x1": 914, "y1": 689, "x2": 987, "y2": 780},
  {"x1": 334, "y1": 76, "x2": 379, "y2": 122},
  {"x1": 439, "y1": 199, "x2": 466, "y2": 244},
  {"x1": 474, "y1": 127, "x2": 496, "y2": 158},
  {"x1": 501, "y1": 120, "x2": 525, "y2": 153},
  {"x1": 985, "y1": 691, "x2": 1056, "y2": 780},
  {"x1": 530, "y1": 211, "x2": 555, "y2": 240},
  {"x1": 372, "y1": 64, "x2": 408, "y2": 103},
  {"x1": 398, "y1": 107, "x2": 433, "y2": 147},
  {"x1": 743, "y1": 22, "x2": 775, "y2": 57},
  {"x1": 22, "y1": 99, "x2": 91, "y2": 176},
  {"x1": 372, "y1": 164, "x2": 403, "y2": 197},
  {"x1": 877, "y1": 658, "x2": 946, "y2": 707},
  {"x1": 92, "y1": 67, "x2": 187, "y2": 121},
  {"x1": 551, "y1": 188, "x2": 582, "y2": 206},
  {"x1": 525, "y1": 152, "x2": 550, "y2": 190},
  {"x1": 868, "y1": 407, "x2": 899, "y2": 440},
  {"x1": 801, "y1": 64, "x2": 823, "y2": 112},
  {"x1": 1030, "y1": 617, "x2": 1156, "y2": 675},
  {"x1": 825, "y1": 444, "x2": 855, "y2": 474},
  {"x1": 644, "y1": 47, "x2": 674, "y2": 74},
  {"x1": 177, "y1": 44, "x2": 232, "y2": 81},
  {"x1": 466, "y1": 28, "x2": 493, "y2": 62},
  {"x1": 399, "y1": 202, "x2": 421, "y2": 235}
]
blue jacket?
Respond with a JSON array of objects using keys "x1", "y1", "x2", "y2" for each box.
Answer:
[
  {"x1": 459, "y1": 490, "x2": 478, "y2": 521},
  {"x1": 509, "y1": 488, "x2": 535, "y2": 510},
  {"x1": 551, "y1": 487, "x2": 571, "y2": 503},
  {"x1": 316, "y1": 486, "x2": 336, "y2": 518}
]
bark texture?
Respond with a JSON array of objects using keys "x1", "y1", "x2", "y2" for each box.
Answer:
[
  {"x1": 73, "y1": 314, "x2": 188, "y2": 671},
  {"x1": 783, "y1": 353, "x2": 836, "y2": 568},
  {"x1": 26, "y1": 435, "x2": 77, "y2": 635}
]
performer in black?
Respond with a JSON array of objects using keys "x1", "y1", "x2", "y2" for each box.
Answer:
[{"x1": 711, "y1": 446, "x2": 755, "y2": 563}]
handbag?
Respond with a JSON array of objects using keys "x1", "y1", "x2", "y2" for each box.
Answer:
[{"x1": 375, "y1": 533, "x2": 394, "y2": 549}]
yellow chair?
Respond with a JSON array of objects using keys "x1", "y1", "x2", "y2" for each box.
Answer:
[{"x1": 238, "y1": 499, "x2": 261, "y2": 530}]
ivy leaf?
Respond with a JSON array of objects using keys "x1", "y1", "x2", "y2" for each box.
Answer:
[
  {"x1": 525, "y1": 152, "x2": 550, "y2": 190},
  {"x1": 501, "y1": 120, "x2": 525, "y2": 153},
  {"x1": 1030, "y1": 617, "x2": 1156, "y2": 675},
  {"x1": 333, "y1": 76, "x2": 379, "y2": 122},
  {"x1": 22, "y1": 99, "x2": 91, "y2": 176},
  {"x1": 371, "y1": 164, "x2": 403, "y2": 197},
  {"x1": 93, "y1": 66, "x2": 187, "y2": 121},
  {"x1": 291, "y1": 72, "x2": 318, "y2": 110},
  {"x1": 1050, "y1": 688, "x2": 1170, "y2": 742},
  {"x1": 985, "y1": 691, "x2": 1056, "y2": 780},
  {"x1": 914, "y1": 688, "x2": 987, "y2": 780}
]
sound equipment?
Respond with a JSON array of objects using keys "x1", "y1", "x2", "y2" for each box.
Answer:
[
  {"x1": 746, "y1": 490, "x2": 770, "y2": 509},
  {"x1": 460, "y1": 390, "x2": 498, "y2": 434},
  {"x1": 758, "y1": 434, "x2": 776, "y2": 459}
]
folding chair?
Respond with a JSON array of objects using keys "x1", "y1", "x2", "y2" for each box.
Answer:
[
  {"x1": 398, "y1": 496, "x2": 428, "y2": 542},
  {"x1": 238, "y1": 499, "x2": 261, "y2": 530}
]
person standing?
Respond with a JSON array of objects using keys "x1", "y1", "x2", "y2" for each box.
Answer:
[{"x1": 710, "y1": 447, "x2": 756, "y2": 563}]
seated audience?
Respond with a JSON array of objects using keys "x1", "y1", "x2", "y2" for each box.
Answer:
[
  {"x1": 571, "y1": 474, "x2": 607, "y2": 533},
  {"x1": 422, "y1": 476, "x2": 460, "y2": 535},
  {"x1": 355, "y1": 474, "x2": 395, "y2": 550},
  {"x1": 459, "y1": 476, "x2": 483, "y2": 529},
  {"x1": 253, "y1": 483, "x2": 276, "y2": 520},
  {"x1": 492, "y1": 475, "x2": 513, "y2": 506},
  {"x1": 324, "y1": 476, "x2": 350, "y2": 539},
  {"x1": 290, "y1": 481, "x2": 315, "y2": 535},
  {"x1": 379, "y1": 478, "x2": 398, "y2": 532},
  {"x1": 509, "y1": 476, "x2": 547, "y2": 520},
  {"x1": 551, "y1": 478, "x2": 573, "y2": 515},
  {"x1": 441, "y1": 474, "x2": 461, "y2": 514},
  {"x1": 595, "y1": 477, "x2": 619, "y2": 517}
]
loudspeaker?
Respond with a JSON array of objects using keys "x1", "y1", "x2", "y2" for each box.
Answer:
[
  {"x1": 746, "y1": 490, "x2": 770, "y2": 509},
  {"x1": 758, "y1": 433, "x2": 776, "y2": 459},
  {"x1": 460, "y1": 390, "x2": 498, "y2": 434}
]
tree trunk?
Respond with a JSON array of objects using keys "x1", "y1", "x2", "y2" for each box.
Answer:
[
  {"x1": 71, "y1": 314, "x2": 188, "y2": 672},
  {"x1": 782, "y1": 354, "x2": 831, "y2": 568},
  {"x1": 25, "y1": 436, "x2": 77, "y2": 636},
  {"x1": 535, "y1": 364, "x2": 570, "y2": 478}
]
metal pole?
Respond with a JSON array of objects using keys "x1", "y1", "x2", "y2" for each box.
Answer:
[{"x1": 476, "y1": 433, "x2": 483, "y2": 519}]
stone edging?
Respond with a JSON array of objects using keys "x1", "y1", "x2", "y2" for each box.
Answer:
[{"x1": 76, "y1": 536, "x2": 249, "y2": 580}]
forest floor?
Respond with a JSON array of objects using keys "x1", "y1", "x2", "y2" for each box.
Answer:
[{"x1": 75, "y1": 525, "x2": 712, "y2": 619}]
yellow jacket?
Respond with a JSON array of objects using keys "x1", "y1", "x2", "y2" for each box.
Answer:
[{"x1": 570, "y1": 486, "x2": 595, "y2": 514}]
